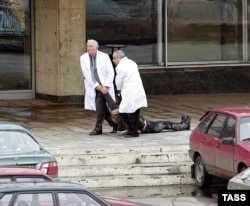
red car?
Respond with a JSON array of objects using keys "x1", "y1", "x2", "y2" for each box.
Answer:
[
  {"x1": 189, "y1": 107, "x2": 250, "y2": 188},
  {"x1": 0, "y1": 166, "x2": 52, "y2": 182},
  {"x1": 0, "y1": 167, "x2": 139, "y2": 206}
]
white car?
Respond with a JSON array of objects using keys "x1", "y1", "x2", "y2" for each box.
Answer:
[
  {"x1": 0, "y1": 121, "x2": 58, "y2": 178},
  {"x1": 227, "y1": 167, "x2": 250, "y2": 190}
]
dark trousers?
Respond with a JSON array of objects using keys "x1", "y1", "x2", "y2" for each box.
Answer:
[
  {"x1": 95, "y1": 91, "x2": 116, "y2": 131},
  {"x1": 103, "y1": 93, "x2": 118, "y2": 111},
  {"x1": 143, "y1": 120, "x2": 188, "y2": 133},
  {"x1": 120, "y1": 109, "x2": 140, "y2": 135}
]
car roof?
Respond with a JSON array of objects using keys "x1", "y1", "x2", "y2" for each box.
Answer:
[
  {"x1": 0, "y1": 181, "x2": 88, "y2": 192},
  {"x1": 0, "y1": 121, "x2": 27, "y2": 131},
  {"x1": 212, "y1": 106, "x2": 250, "y2": 116},
  {"x1": 0, "y1": 166, "x2": 51, "y2": 178}
]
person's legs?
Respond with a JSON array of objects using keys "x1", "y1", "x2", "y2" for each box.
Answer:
[
  {"x1": 139, "y1": 115, "x2": 191, "y2": 133},
  {"x1": 103, "y1": 93, "x2": 119, "y2": 114},
  {"x1": 119, "y1": 113, "x2": 129, "y2": 127},
  {"x1": 164, "y1": 115, "x2": 191, "y2": 131},
  {"x1": 89, "y1": 92, "x2": 106, "y2": 135},
  {"x1": 110, "y1": 114, "x2": 127, "y2": 132},
  {"x1": 124, "y1": 109, "x2": 140, "y2": 137},
  {"x1": 146, "y1": 121, "x2": 167, "y2": 133},
  {"x1": 138, "y1": 115, "x2": 147, "y2": 133},
  {"x1": 119, "y1": 113, "x2": 132, "y2": 135},
  {"x1": 104, "y1": 104, "x2": 122, "y2": 133}
]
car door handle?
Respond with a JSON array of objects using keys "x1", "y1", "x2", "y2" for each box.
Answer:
[
  {"x1": 216, "y1": 144, "x2": 221, "y2": 148},
  {"x1": 201, "y1": 139, "x2": 205, "y2": 144}
]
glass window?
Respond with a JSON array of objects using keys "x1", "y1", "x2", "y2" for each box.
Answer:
[
  {"x1": 239, "y1": 116, "x2": 250, "y2": 141},
  {"x1": 167, "y1": 0, "x2": 243, "y2": 63},
  {"x1": 13, "y1": 193, "x2": 54, "y2": 206},
  {"x1": 0, "y1": 0, "x2": 32, "y2": 91},
  {"x1": 221, "y1": 117, "x2": 236, "y2": 138},
  {"x1": 198, "y1": 112, "x2": 216, "y2": 133},
  {"x1": 86, "y1": 0, "x2": 164, "y2": 65},
  {"x1": 58, "y1": 192, "x2": 102, "y2": 206},
  {"x1": 0, "y1": 131, "x2": 40, "y2": 153},
  {"x1": 15, "y1": 176, "x2": 48, "y2": 182},
  {"x1": 0, "y1": 193, "x2": 12, "y2": 205},
  {"x1": 207, "y1": 114, "x2": 227, "y2": 138}
]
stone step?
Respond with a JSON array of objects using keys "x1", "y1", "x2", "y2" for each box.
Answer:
[
  {"x1": 58, "y1": 162, "x2": 193, "y2": 178},
  {"x1": 93, "y1": 185, "x2": 198, "y2": 199},
  {"x1": 54, "y1": 151, "x2": 190, "y2": 166},
  {"x1": 51, "y1": 145, "x2": 193, "y2": 188},
  {"x1": 55, "y1": 153, "x2": 190, "y2": 166},
  {"x1": 60, "y1": 173, "x2": 196, "y2": 188},
  {"x1": 50, "y1": 145, "x2": 190, "y2": 156}
]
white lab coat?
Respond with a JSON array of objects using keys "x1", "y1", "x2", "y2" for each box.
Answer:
[
  {"x1": 115, "y1": 57, "x2": 147, "y2": 113},
  {"x1": 80, "y1": 51, "x2": 115, "y2": 110}
]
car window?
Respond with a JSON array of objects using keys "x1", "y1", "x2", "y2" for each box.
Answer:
[
  {"x1": 0, "y1": 192, "x2": 105, "y2": 206},
  {"x1": 58, "y1": 192, "x2": 102, "y2": 206},
  {"x1": 239, "y1": 116, "x2": 250, "y2": 141},
  {"x1": 198, "y1": 112, "x2": 216, "y2": 133},
  {"x1": 0, "y1": 131, "x2": 40, "y2": 153},
  {"x1": 0, "y1": 193, "x2": 13, "y2": 206},
  {"x1": 221, "y1": 117, "x2": 236, "y2": 138},
  {"x1": 12, "y1": 193, "x2": 54, "y2": 206},
  {"x1": 15, "y1": 176, "x2": 49, "y2": 182},
  {"x1": 0, "y1": 177, "x2": 12, "y2": 183},
  {"x1": 207, "y1": 114, "x2": 227, "y2": 138}
]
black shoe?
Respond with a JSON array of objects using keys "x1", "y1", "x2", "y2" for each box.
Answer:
[
  {"x1": 181, "y1": 115, "x2": 191, "y2": 123},
  {"x1": 181, "y1": 115, "x2": 191, "y2": 130},
  {"x1": 89, "y1": 129, "x2": 102, "y2": 136},
  {"x1": 124, "y1": 133, "x2": 139, "y2": 138}
]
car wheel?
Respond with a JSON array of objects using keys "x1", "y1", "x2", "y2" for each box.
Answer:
[
  {"x1": 194, "y1": 156, "x2": 212, "y2": 188},
  {"x1": 240, "y1": 166, "x2": 247, "y2": 173}
]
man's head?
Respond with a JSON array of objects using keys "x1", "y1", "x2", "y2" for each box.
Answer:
[
  {"x1": 87, "y1": 39, "x2": 98, "y2": 56},
  {"x1": 112, "y1": 50, "x2": 125, "y2": 65}
]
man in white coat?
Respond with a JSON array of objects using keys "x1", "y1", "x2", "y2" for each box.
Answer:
[
  {"x1": 113, "y1": 50, "x2": 148, "y2": 137},
  {"x1": 80, "y1": 39, "x2": 118, "y2": 135}
]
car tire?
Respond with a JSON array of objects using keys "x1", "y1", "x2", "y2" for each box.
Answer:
[
  {"x1": 194, "y1": 156, "x2": 212, "y2": 188},
  {"x1": 240, "y1": 166, "x2": 247, "y2": 173}
]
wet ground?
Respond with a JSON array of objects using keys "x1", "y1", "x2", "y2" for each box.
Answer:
[{"x1": 1, "y1": 93, "x2": 250, "y2": 206}]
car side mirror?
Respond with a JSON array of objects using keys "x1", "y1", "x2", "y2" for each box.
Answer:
[{"x1": 222, "y1": 136, "x2": 235, "y2": 145}]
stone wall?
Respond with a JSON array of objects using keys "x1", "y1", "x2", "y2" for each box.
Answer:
[{"x1": 35, "y1": 0, "x2": 85, "y2": 100}]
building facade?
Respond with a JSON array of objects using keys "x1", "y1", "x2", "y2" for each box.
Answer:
[{"x1": 1, "y1": 0, "x2": 250, "y2": 101}]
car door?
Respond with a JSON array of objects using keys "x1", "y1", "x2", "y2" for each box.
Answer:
[
  {"x1": 197, "y1": 112, "x2": 218, "y2": 174},
  {"x1": 215, "y1": 116, "x2": 236, "y2": 178},
  {"x1": 200, "y1": 113, "x2": 227, "y2": 175}
]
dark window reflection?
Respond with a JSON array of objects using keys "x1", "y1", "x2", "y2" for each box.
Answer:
[
  {"x1": 86, "y1": 0, "x2": 163, "y2": 65},
  {"x1": 167, "y1": 0, "x2": 242, "y2": 63},
  {"x1": 0, "y1": 0, "x2": 31, "y2": 90}
]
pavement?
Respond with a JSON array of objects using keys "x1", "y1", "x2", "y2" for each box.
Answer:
[
  {"x1": 1, "y1": 93, "x2": 250, "y2": 150},
  {"x1": 1, "y1": 93, "x2": 250, "y2": 206}
]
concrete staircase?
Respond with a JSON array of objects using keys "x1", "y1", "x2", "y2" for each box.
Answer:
[{"x1": 51, "y1": 145, "x2": 195, "y2": 188}]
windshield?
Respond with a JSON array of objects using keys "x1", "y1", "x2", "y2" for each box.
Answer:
[
  {"x1": 239, "y1": 117, "x2": 250, "y2": 141},
  {"x1": 0, "y1": 131, "x2": 40, "y2": 153}
]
